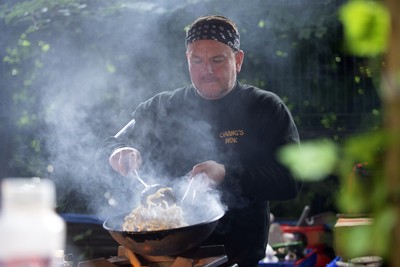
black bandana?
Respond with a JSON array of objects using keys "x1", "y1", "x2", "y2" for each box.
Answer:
[{"x1": 185, "y1": 19, "x2": 240, "y2": 51}]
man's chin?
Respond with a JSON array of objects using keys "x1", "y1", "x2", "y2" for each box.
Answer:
[{"x1": 196, "y1": 88, "x2": 225, "y2": 100}]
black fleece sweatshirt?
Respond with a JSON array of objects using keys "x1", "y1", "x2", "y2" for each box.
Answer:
[{"x1": 96, "y1": 81, "x2": 302, "y2": 266}]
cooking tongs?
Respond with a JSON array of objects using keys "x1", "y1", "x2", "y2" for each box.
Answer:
[
  {"x1": 180, "y1": 175, "x2": 195, "y2": 204},
  {"x1": 114, "y1": 119, "x2": 201, "y2": 206}
]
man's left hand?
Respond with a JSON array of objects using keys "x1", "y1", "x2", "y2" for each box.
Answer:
[{"x1": 190, "y1": 160, "x2": 226, "y2": 184}]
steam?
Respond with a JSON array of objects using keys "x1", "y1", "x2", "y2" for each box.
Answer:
[
  {"x1": 25, "y1": 1, "x2": 340, "y2": 219},
  {"x1": 173, "y1": 173, "x2": 227, "y2": 224},
  {"x1": 35, "y1": 5, "x2": 189, "y2": 218}
]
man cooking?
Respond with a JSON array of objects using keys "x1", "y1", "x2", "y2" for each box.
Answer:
[{"x1": 96, "y1": 15, "x2": 302, "y2": 267}]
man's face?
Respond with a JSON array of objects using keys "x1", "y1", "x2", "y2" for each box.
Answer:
[{"x1": 186, "y1": 40, "x2": 244, "y2": 100}]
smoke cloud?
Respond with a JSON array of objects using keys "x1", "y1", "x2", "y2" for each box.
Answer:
[{"x1": 19, "y1": 0, "x2": 341, "y2": 219}]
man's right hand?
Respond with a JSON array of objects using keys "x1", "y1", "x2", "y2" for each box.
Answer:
[{"x1": 109, "y1": 147, "x2": 142, "y2": 176}]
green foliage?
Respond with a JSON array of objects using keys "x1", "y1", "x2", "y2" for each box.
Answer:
[
  {"x1": 335, "y1": 131, "x2": 398, "y2": 257},
  {"x1": 278, "y1": 139, "x2": 338, "y2": 181},
  {"x1": 328, "y1": 0, "x2": 394, "y2": 258},
  {"x1": 278, "y1": 120, "x2": 397, "y2": 259},
  {"x1": 279, "y1": 130, "x2": 394, "y2": 258},
  {"x1": 339, "y1": 0, "x2": 390, "y2": 57},
  {"x1": 1, "y1": 0, "x2": 78, "y2": 28}
]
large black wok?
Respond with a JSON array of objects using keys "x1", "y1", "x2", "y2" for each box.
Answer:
[{"x1": 103, "y1": 209, "x2": 224, "y2": 256}]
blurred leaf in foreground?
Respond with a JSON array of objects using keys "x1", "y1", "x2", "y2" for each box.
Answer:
[
  {"x1": 278, "y1": 139, "x2": 338, "y2": 181},
  {"x1": 339, "y1": 0, "x2": 390, "y2": 57}
]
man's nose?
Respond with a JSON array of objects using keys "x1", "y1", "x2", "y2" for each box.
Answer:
[{"x1": 204, "y1": 61, "x2": 214, "y2": 73}]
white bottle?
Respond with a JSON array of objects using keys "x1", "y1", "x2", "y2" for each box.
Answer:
[{"x1": 0, "y1": 177, "x2": 66, "y2": 267}]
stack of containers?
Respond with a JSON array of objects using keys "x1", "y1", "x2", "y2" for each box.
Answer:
[{"x1": 279, "y1": 223, "x2": 331, "y2": 267}]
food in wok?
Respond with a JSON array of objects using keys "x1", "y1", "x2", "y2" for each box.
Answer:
[
  {"x1": 123, "y1": 187, "x2": 187, "y2": 231},
  {"x1": 103, "y1": 177, "x2": 226, "y2": 256}
]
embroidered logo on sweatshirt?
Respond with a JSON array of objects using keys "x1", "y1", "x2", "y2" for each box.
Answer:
[{"x1": 219, "y1": 129, "x2": 244, "y2": 144}]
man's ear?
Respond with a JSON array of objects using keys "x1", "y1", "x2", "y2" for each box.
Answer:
[{"x1": 235, "y1": 50, "x2": 244, "y2": 73}]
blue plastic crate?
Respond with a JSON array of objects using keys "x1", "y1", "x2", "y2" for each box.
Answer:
[{"x1": 326, "y1": 257, "x2": 341, "y2": 267}]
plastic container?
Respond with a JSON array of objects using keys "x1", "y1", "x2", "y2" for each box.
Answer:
[
  {"x1": 280, "y1": 224, "x2": 326, "y2": 247},
  {"x1": 259, "y1": 249, "x2": 317, "y2": 267},
  {"x1": 326, "y1": 256, "x2": 341, "y2": 267},
  {"x1": 278, "y1": 222, "x2": 333, "y2": 267},
  {"x1": 333, "y1": 215, "x2": 373, "y2": 260},
  {"x1": 0, "y1": 177, "x2": 66, "y2": 267}
]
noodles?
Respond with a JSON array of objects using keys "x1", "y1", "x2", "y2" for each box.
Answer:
[{"x1": 122, "y1": 187, "x2": 187, "y2": 231}]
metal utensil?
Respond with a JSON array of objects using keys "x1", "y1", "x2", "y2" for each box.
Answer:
[
  {"x1": 180, "y1": 173, "x2": 203, "y2": 204},
  {"x1": 296, "y1": 205, "x2": 311, "y2": 226},
  {"x1": 129, "y1": 170, "x2": 149, "y2": 188},
  {"x1": 180, "y1": 176, "x2": 195, "y2": 204},
  {"x1": 114, "y1": 118, "x2": 136, "y2": 139},
  {"x1": 114, "y1": 119, "x2": 177, "y2": 206},
  {"x1": 127, "y1": 169, "x2": 176, "y2": 207}
]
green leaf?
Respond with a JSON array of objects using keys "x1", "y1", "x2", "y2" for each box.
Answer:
[
  {"x1": 372, "y1": 207, "x2": 397, "y2": 257},
  {"x1": 339, "y1": 0, "x2": 390, "y2": 57},
  {"x1": 106, "y1": 62, "x2": 116, "y2": 73},
  {"x1": 343, "y1": 131, "x2": 386, "y2": 165},
  {"x1": 278, "y1": 139, "x2": 338, "y2": 181},
  {"x1": 20, "y1": 39, "x2": 31, "y2": 47},
  {"x1": 39, "y1": 41, "x2": 51, "y2": 52}
]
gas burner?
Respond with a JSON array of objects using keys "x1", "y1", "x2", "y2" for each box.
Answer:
[{"x1": 78, "y1": 245, "x2": 228, "y2": 267}]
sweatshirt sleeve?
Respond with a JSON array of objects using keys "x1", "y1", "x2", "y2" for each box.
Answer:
[{"x1": 94, "y1": 95, "x2": 158, "y2": 177}]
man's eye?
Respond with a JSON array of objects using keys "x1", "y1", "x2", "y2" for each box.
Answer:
[
  {"x1": 213, "y1": 57, "x2": 225, "y2": 63},
  {"x1": 191, "y1": 58, "x2": 202, "y2": 64}
]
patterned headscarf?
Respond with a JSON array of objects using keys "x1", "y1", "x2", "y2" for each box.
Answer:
[{"x1": 185, "y1": 16, "x2": 240, "y2": 51}]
